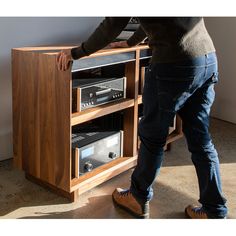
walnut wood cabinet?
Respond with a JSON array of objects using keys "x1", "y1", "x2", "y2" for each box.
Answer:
[{"x1": 12, "y1": 45, "x2": 182, "y2": 201}]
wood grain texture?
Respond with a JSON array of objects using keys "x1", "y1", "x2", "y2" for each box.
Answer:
[
  {"x1": 138, "y1": 95, "x2": 142, "y2": 105},
  {"x1": 38, "y1": 53, "x2": 71, "y2": 191},
  {"x1": 13, "y1": 45, "x2": 149, "y2": 58},
  {"x1": 12, "y1": 45, "x2": 75, "y2": 51},
  {"x1": 12, "y1": 50, "x2": 40, "y2": 174},
  {"x1": 12, "y1": 49, "x2": 71, "y2": 192},
  {"x1": 175, "y1": 114, "x2": 183, "y2": 134},
  {"x1": 166, "y1": 115, "x2": 183, "y2": 144},
  {"x1": 72, "y1": 148, "x2": 79, "y2": 179},
  {"x1": 71, "y1": 98, "x2": 134, "y2": 126},
  {"x1": 12, "y1": 45, "x2": 183, "y2": 201},
  {"x1": 139, "y1": 66, "x2": 146, "y2": 95},
  {"x1": 72, "y1": 88, "x2": 81, "y2": 113},
  {"x1": 123, "y1": 50, "x2": 140, "y2": 157},
  {"x1": 81, "y1": 45, "x2": 149, "y2": 58},
  {"x1": 70, "y1": 156, "x2": 137, "y2": 193}
]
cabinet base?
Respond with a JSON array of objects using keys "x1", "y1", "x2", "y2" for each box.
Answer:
[{"x1": 25, "y1": 173, "x2": 78, "y2": 202}]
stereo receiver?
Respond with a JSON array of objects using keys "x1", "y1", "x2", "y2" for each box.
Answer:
[{"x1": 72, "y1": 77, "x2": 126, "y2": 112}]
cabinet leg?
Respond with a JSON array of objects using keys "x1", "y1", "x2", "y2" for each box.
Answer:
[
  {"x1": 70, "y1": 190, "x2": 79, "y2": 202},
  {"x1": 164, "y1": 143, "x2": 171, "y2": 152}
]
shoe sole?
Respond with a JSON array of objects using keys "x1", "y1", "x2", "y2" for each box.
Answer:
[{"x1": 112, "y1": 195, "x2": 149, "y2": 219}]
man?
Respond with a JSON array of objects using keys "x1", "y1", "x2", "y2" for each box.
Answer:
[{"x1": 57, "y1": 17, "x2": 227, "y2": 219}]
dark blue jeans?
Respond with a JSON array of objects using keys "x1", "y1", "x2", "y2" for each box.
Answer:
[{"x1": 130, "y1": 52, "x2": 228, "y2": 218}]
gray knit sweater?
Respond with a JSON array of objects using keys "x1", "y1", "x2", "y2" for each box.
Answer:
[{"x1": 71, "y1": 17, "x2": 215, "y2": 63}]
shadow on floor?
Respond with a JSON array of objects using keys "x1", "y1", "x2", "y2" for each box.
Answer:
[
  {"x1": 0, "y1": 158, "x2": 196, "y2": 219},
  {"x1": 14, "y1": 181, "x2": 197, "y2": 219},
  {"x1": 1, "y1": 159, "x2": 235, "y2": 219},
  {"x1": 0, "y1": 159, "x2": 70, "y2": 217}
]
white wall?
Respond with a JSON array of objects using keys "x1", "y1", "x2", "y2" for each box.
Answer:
[
  {"x1": 0, "y1": 17, "x2": 103, "y2": 161},
  {"x1": 205, "y1": 17, "x2": 236, "y2": 124}
]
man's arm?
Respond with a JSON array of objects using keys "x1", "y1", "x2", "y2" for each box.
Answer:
[
  {"x1": 57, "y1": 17, "x2": 130, "y2": 71},
  {"x1": 71, "y1": 17, "x2": 131, "y2": 60},
  {"x1": 127, "y1": 26, "x2": 147, "y2": 46},
  {"x1": 109, "y1": 26, "x2": 147, "y2": 48}
]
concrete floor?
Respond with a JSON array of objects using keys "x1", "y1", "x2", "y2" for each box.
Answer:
[{"x1": 0, "y1": 118, "x2": 235, "y2": 219}]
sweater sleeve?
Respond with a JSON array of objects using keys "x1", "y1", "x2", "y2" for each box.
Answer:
[
  {"x1": 71, "y1": 17, "x2": 130, "y2": 60},
  {"x1": 127, "y1": 26, "x2": 147, "y2": 47}
]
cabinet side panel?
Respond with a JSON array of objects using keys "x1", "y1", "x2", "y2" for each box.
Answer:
[
  {"x1": 123, "y1": 51, "x2": 140, "y2": 156},
  {"x1": 12, "y1": 50, "x2": 40, "y2": 174},
  {"x1": 38, "y1": 54, "x2": 71, "y2": 191},
  {"x1": 12, "y1": 50, "x2": 23, "y2": 169}
]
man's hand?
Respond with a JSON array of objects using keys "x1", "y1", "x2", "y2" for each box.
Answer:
[
  {"x1": 109, "y1": 41, "x2": 129, "y2": 48},
  {"x1": 56, "y1": 49, "x2": 73, "y2": 71}
]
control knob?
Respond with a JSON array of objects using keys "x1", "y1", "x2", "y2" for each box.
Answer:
[
  {"x1": 108, "y1": 152, "x2": 117, "y2": 159},
  {"x1": 84, "y1": 162, "x2": 93, "y2": 172}
]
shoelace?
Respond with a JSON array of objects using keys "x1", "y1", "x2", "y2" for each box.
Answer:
[
  {"x1": 119, "y1": 190, "x2": 131, "y2": 197},
  {"x1": 192, "y1": 207, "x2": 207, "y2": 217}
]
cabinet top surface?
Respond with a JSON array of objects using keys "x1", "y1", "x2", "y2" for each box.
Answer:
[{"x1": 12, "y1": 44, "x2": 149, "y2": 58}]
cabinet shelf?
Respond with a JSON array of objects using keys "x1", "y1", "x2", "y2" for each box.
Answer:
[
  {"x1": 138, "y1": 95, "x2": 142, "y2": 105},
  {"x1": 71, "y1": 98, "x2": 134, "y2": 126},
  {"x1": 70, "y1": 156, "x2": 137, "y2": 193}
]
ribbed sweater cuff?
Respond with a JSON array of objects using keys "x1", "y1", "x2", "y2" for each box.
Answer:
[
  {"x1": 127, "y1": 37, "x2": 136, "y2": 47},
  {"x1": 71, "y1": 44, "x2": 88, "y2": 60}
]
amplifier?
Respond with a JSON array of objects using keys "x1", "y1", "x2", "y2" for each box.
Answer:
[
  {"x1": 72, "y1": 131, "x2": 123, "y2": 176},
  {"x1": 72, "y1": 77, "x2": 126, "y2": 112}
]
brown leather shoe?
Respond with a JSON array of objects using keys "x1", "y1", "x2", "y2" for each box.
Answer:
[
  {"x1": 185, "y1": 205, "x2": 227, "y2": 219},
  {"x1": 112, "y1": 188, "x2": 149, "y2": 219}
]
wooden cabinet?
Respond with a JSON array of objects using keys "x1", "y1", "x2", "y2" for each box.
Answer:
[{"x1": 12, "y1": 45, "x2": 182, "y2": 201}]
